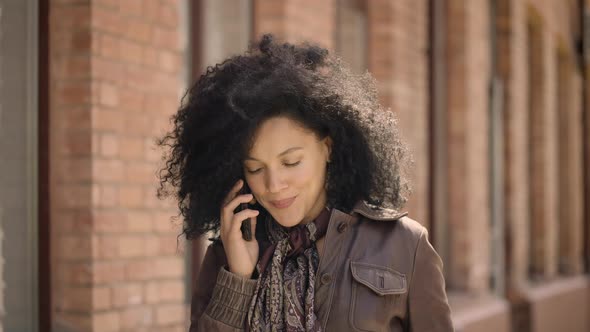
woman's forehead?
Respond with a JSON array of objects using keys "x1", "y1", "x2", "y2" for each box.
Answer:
[{"x1": 248, "y1": 117, "x2": 319, "y2": 157}]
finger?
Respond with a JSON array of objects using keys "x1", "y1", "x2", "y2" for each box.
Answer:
[
  {"x1": 230, "y1": 209, "x2": 260, "y2": 233},
  {"x1": 222, "y1": 180, "x2": 244, "y2": 206},
  {"x1": 249, "y1": 215, "x2": 257, "y2": 239},
  {"x1": 220, "y1": 180, "x2": 245, "y2": 228},
  {"x1": 224, "y1": 193, "x2": 255, "y2": 214}
]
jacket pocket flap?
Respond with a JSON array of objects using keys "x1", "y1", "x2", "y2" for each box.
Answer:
[{"x1": 350, "y1": 261, "x2": 407, "y2": 296}]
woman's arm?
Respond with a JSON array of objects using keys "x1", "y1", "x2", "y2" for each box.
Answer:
[
  {"x1": 407, "y1": 229, "x2": 454, "y2": 332},
  {"x1": 189, "y1": 242, "x2": 257, "y2": 332}
]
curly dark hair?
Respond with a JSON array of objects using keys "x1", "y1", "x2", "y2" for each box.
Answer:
[{"x1": 157, "y1": 34, "x2": 412, "y2": 240}]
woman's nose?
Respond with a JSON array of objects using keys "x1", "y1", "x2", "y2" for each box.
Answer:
[{"x1": 266, "y1": 171, "x2": 288, "y2": 193}]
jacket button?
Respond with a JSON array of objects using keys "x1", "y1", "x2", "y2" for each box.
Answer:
[
  {"x1": 320, "y1": 273, "x2": 332, "y2": 285},
  {"x1": 337, "y1": 222, "x2": 348, "y2": 233}
]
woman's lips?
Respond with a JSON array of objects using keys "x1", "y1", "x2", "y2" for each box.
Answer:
[{"x1": 269, "y1": 196, "x2": 297, "y2": 209}]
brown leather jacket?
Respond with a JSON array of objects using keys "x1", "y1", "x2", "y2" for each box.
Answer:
[{"x1": 190, "y1": 201, "x2": 453, "y2": 331}]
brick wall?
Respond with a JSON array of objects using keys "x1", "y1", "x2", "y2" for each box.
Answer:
[
  {"x1": 49, "y1": 0, "x2": 186, "y2": 331},
  {"x1": 367, "y1": 0, "x2": 430, "y2": 228},
  {"x1": 445, "y1": 0, "x2": 492, "y2": 292},
  {"x1": 498, "y1": 0, "x2": 585, "y2": 287},
  {"x1": 254, "y1": 0, "x2": 335, "y2": 49},
  {"x1": 497, "y1": 0, "x2": 531, "y2": 292}
]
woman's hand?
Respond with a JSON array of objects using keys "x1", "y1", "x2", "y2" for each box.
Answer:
[{"x1": 220, "y1": 179, "x2": 260, "y2": 278}]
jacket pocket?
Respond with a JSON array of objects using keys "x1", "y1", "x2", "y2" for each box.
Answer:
[{"x1": 349, "y1": 261, "x2": 407, "y2": 332}]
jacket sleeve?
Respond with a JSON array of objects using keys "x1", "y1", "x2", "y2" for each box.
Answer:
[
  {"x1": 189, "y1": 242, "x2": 258, "y2": 332},
  {"x1": 407, "y1": 229, "x2": 454, "y2": 332}
]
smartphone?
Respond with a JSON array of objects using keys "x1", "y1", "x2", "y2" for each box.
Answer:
[{"x1": 236, "y1": 180, "x2": 253, "y2": 241}]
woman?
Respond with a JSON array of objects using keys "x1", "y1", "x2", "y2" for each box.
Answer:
[{"x1": 158, "y1": 34, "x2": 453, "y2": 331}]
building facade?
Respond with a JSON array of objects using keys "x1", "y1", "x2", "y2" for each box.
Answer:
[{"x1": 0, "y1": 0, "x2": 589, "y2": 331}]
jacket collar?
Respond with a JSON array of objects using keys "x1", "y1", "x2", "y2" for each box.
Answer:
[{"x1": 351, "y1": 200, "x2": 408, "y2": 221}]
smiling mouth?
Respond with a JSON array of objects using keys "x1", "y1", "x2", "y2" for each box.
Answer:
[{"x1": 269, "y1": 196, "x2": 297, "y2": 209}]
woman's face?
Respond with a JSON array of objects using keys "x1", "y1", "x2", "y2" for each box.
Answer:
[{"x1": 244, "y1": 116, "x2": 331, "y2": 228}]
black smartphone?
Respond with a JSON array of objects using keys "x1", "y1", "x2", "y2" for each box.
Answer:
[{"x1": 236, "y1": 180, "x2": 253, "y2": 241}]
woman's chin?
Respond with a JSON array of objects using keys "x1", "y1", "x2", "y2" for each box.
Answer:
[{"x1": 270, "y1": 211, "x2": 303, "y2": 228}]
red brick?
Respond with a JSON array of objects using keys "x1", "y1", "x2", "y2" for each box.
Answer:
[
  {"x1": 57, "y1": 158, "x2": 92, "y2": 184},
  {"x1": 142, "y1": 0, "x2": 160, "y2": 22},
  {"x1": 125, "y1": 259, "x2": 155, "y2": 281},
  {"x1": 93, "y1": 286, "x2": 112, "y2": 310},
  {"x1": 54, "y1": 313, "x2": 92, "y2": 331},
  {"x1": 60, "y1": 130, "x2": 92, "y2": 157},
  {"x1": 61, "y1": 106, "x2": 92, "y2": 131},
  {"x1": 99, "y1": 133, "x2": 120, "y2": 157},
  {"x1": 60, "y1": 262, "x2": 93, "y2": 285},
  {"x1": 97, "y1": 33, "x2": 120, "y2": 59},
  {"x1": 144, "y1": 282, "x2": 160, "y2": 304},
  {"x1": 99, "y1": 82, "x2": 119, "y2": 107},
  {"x1": 145, "y1": 137, "x2": 163, "y2": 162},
  {"x1": 155, "y1": 304, "x2": 185, "y2": 325},
  {"x1": 142, "y1": 46, "x2": 160, "y2": 67},
  {"x1": 59, "y1": 234, "x2": 93, "y2": 260},
  {"x1": 153, "y1": 257, "x2": 184, "y2": 278},
  {"x1": 56, "y1": 80, "x2": 91, "y2": 105},
  {"x1": 56, "y1": 56, "x2": 92, "y2": 80},
  {"x1": 59, "y1": 286, "x2": 92, "y2": 311},
  {"x1": 92, "y1": 184, "x2": 119, "y2": 208},
  {"x1": 92, "y1": 311, "x2": 120, "y2": 332},
  {"x1": 92, "y1": 6, "x2": 124, "y2": 35},
  {"x1": 120, "y1": 306, "x2": 153, "y2": 329},
  {"x1": 120, "y1": 39, "x2": 144, "y2": 64},
  {"x1": 119, "y1": 87, "x2": 144, "y2": 112},
  {"x1": 93, "y1": 234, "x2": 119, "y2": 259},
  {"x1": 157, "y1": 280, "x2": 185, "y2": 302},
  {"x1": 92, "y1": 159, "x2": 124, "y2": 182},
  {"x1": 91, "y1": 57, "x2": 125, "y2": 82},
  {"x1": 126, "y1": 211, "x2": 154, "y2": 232},
  {"x1": 118, "y1": 0, "x2": 142, "y2": 16},
  {"x1": 55, "y1": 209, "x2": 93, "y2": 234},
  {"x1": 91, "y1": 107, "x2": 125, "y2": 132},
  {"x1": 153, "y1": 212, "x2": 179, "y2": 233},
  {"x1": 123, "y1": 112, "x2": 154, "y2": 135},
  {"x1": 93, "y1": 262, "x2": 126, "y2": 284},
  {"x1": 125, "y1": 19, "x2": 153, "y2": 43},
  {"x1": 118, "y1": 235, "x2": 145, "y2": 258},
  {"x1": 112, "y1": 283, "x2": 143, "y2": 308},
  {"x1": 51, "y1": 4, "x2": 91, "y2": 28},
  {"x1": 93, "y1": 210, "x2": 127, "y2": 233},
  {"x1": 119, "y1": 185, "x2": 144, "y2": 208},
  {"x1": 119, "y1": 136, "x2": 145, "y2": 161},
  {"x1": 159, "y1": 50, "x2": 180, "y2": 73},
  {"x1": 157, "y1": 2, "x2": 179, "y2": 28},
  {"x1": 153, "y1": 27, "x2": 180, "y2": 50},
  {"x1": 157, "y1": 235, "x2": 180, "y2": 255},
  {"x1": 56, "y1": 183, "x2": 92, "y2": 209}
]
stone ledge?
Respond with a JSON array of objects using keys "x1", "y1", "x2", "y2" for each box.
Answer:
[
  {"x1": 524, "y1": 275, "x2": 590, "y2": 332},
  {"x1": 449, "y1": 292, "x2": 511, "y2": 332}
]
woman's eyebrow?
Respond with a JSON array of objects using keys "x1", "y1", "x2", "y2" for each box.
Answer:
[{"x1": 245, "y1": 147, "x2": 303, "y2": 161}]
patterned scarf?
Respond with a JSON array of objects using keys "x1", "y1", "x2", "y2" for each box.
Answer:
[{"x1": 247, "y1": 207, "x2": 331, "y2": 332}]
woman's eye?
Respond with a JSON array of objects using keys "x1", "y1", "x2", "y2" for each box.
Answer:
[
  {"x1": 246, "y1": 168, "x2": 262, "y2": 174},
  {"x1": 284, "y1": 161, "x2": 301, "y2": 167}
]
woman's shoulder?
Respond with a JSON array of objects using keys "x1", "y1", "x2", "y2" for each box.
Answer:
[{"x1": 351, "y1": 200, "x2": 427, "y2": 239}]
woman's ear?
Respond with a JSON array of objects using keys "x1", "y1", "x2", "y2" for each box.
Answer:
[{"x1": 323, "y1": 136, "x2": 333, "y2": 162}]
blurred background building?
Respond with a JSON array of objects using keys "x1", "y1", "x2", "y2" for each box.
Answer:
[{"x1": 1, "y1": 0, "x2": 589, "y2": 331}]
